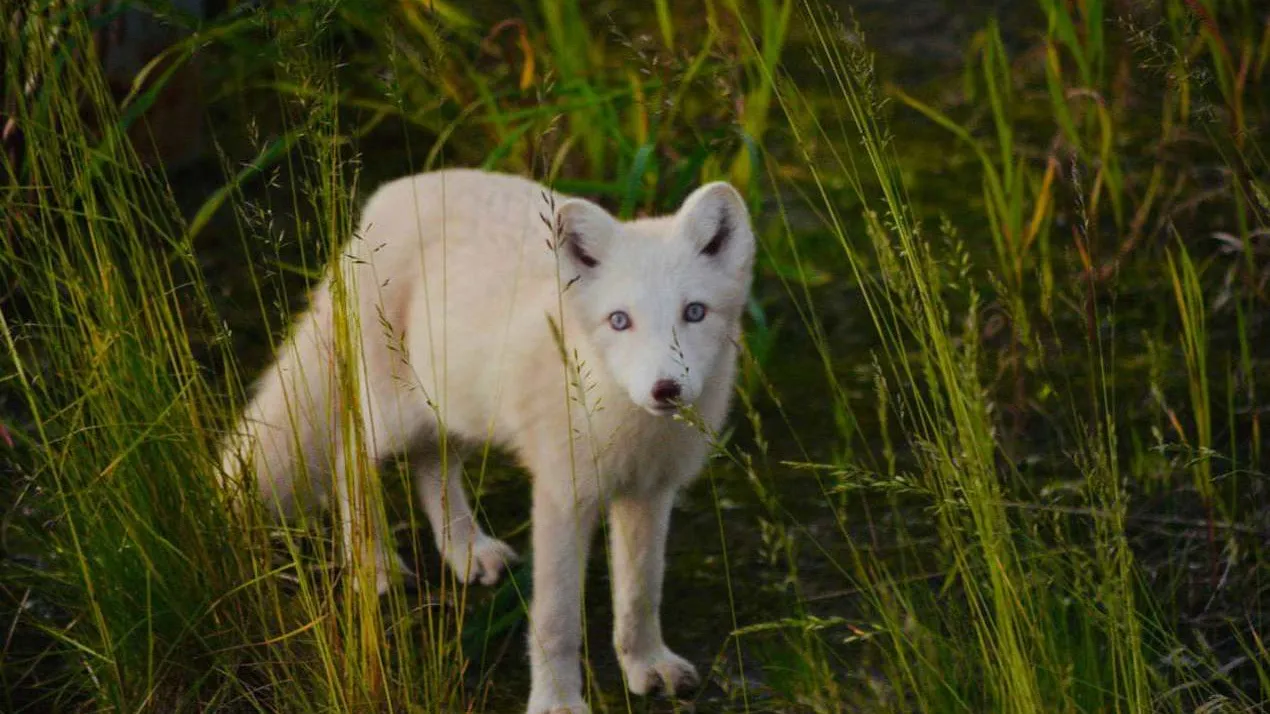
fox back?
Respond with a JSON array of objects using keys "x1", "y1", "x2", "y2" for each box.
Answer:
[{"x1": 222, "y1": 169, "x2": 756, "y2": 516}]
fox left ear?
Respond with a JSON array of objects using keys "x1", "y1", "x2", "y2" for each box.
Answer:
[
  {"x1": 676, "y1": 181, "x2": 755, "y2": 272},
  {"x1": 554, "y1": 197, "x2": 618, "y2": 272}
]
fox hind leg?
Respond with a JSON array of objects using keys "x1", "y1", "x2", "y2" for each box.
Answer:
[
  {"x1": 414, "y1": 447, "x2": 517, "y2": 586},
  {"x1": 332, "y1": 436, "x2": 405, "y2": 595},
  {"x1": 332, "y1": 373, "x2": 430, "y2": 595}
]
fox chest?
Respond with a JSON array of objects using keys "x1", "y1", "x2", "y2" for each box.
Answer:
[{"x1": 584, "y1": 417, "x2": 709, "y2": 498}]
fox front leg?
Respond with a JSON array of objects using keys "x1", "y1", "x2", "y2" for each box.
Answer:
[
  {"x1": 525, "y1": 483, "x2": 599, "y2": 714},
  {"x1": 607, "y1": 487, "x2": 700, "y2": 697}
]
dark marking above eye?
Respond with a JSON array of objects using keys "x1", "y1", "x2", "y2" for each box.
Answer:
[
  {"x1": 701, "y1": 213, "x2": 730, "y2": 257},
  {"x1": 567, "y1": 232, "x2": 599, "y2": 268}
]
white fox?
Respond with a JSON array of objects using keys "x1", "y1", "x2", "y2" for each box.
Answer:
[{"x1": 219, "y1": 168, "x2": 755, "y2": 713}]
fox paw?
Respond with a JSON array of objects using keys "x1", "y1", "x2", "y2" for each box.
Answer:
[
  {"x1": 525, "y1": 699, "x2": 589, "y2": 714},
  {"x1": 526, "y1": 689, "x2": 589, "y2": 714},
  {"x1": 441, "y1": 533, "x2": 518, "y2": 586},
  {"x1": 619, "y1": 647, "x2": 700, "y2": 697}
]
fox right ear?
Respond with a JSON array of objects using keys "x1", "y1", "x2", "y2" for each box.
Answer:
[
  {"x1": 554, "y1": 198, "x2": 617, "y2": 271},
  {"x1": 675, "y1": 181, "x2": 755, "y2": 274}
]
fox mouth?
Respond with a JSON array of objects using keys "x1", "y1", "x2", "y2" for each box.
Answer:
[{"x1": 645, "y1": 403, "x2": 679, "y2": 417}]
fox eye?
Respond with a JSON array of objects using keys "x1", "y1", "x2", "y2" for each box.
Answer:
[
  {"x1": 683, "y1": 302, "x2": 707, "y2": 323},
  {"x1": 608, "y1": 310, "x2": 632, "y2": 331}
]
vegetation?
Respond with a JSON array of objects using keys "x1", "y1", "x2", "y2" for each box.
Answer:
[{"x1": 2, "y1": 0, "x2": 1267, "y2": 712}]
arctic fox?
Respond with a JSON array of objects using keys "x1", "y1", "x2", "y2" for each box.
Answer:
[{"x1": 219, "y1": 168, "x2": 755, "y2": 713}]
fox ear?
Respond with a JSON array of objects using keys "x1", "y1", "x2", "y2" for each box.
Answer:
[
  {"x1": 555, "y1": 198, "x2": 618, "y2": 271},
  {"x1": 676, "y1": 181, "x2": 755, "y2": 271}
]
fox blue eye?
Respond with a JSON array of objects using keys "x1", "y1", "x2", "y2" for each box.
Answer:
[
  {"x1": 683, "y1": 302, "x2": 707, "y2": 323},
  {"x1": 609, "y1": 311, "x2": 632, "y2": 331}
]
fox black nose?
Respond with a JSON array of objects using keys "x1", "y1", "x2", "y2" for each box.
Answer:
[{"x1": 651, "y1": 380, "x2": 681, "y2": 404}]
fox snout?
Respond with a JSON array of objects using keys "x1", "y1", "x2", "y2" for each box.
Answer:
[{"x1": 651, "y1": 379, "x2": 682, "y2": 410}]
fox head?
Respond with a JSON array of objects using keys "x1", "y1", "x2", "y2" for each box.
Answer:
[{"x1": 553, "y1": 181, "x2": 756, "y2": 416}]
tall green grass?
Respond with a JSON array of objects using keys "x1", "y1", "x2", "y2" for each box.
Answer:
[
  {"x1": 2, "y1": 0, "x2": 1267, "y2": 712},
  {"x1": 1, "y1": 8, "x2": 267, "y2": 710},
  {"x1": 720, "y1": 0, "x2": 1266, "y2": 711}
]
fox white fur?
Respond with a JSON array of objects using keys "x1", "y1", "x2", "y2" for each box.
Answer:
[{"x1": 218, "y1": 168, "x2": 756, "y2": 714}]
